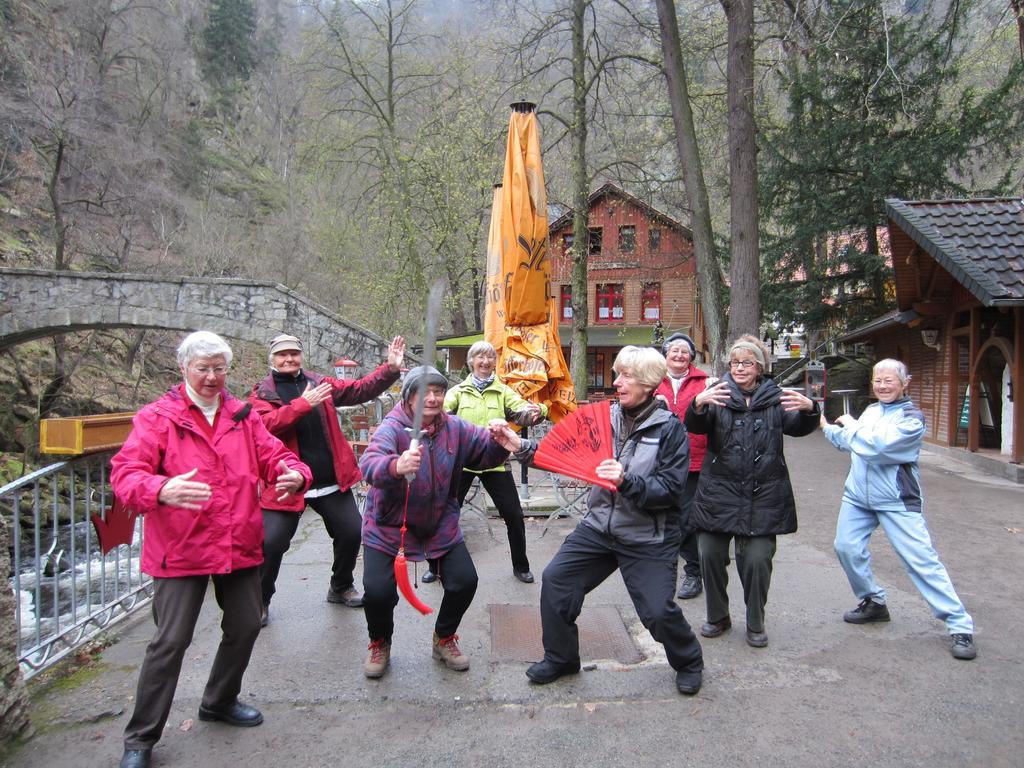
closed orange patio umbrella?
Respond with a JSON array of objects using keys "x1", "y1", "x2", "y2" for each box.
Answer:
[{"x1": 490, "y1": 102, "x2": 575, "y2": 422}]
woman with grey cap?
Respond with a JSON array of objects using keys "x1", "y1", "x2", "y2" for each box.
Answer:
[
  {"x1": 358, "y1": 365, "x2": 512, "y2": 678},
  {"x1": 654, "y1": 332, "x2": 709, "y2": 600},
  {"x1": 685, "y1": 334, "x2": 818, "y2": 648},
  {"x1": 249, "y1": 333, "x2": 405, "y2": 626},
  {"x1": 417, "y1": 339, "x2": 546, "y2": 585}
]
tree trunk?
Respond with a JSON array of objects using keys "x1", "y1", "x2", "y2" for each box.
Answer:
[
  {"x1": 39, "y1": 336, "x2": 68, "y2": 417},
  {"x1": 865, "y1": 215, "x2": 885, "y2": 312},
  {"x1": 569, "y1": 0, "x2": 590, "y2": 402},
  {"x1": 655, "y1": 0, "x2": 727, "y2": 369},
  {"x1": 1012, "y1": 0, "x2": 1024, "y2": 63},
  {"x1": 722, "y1": 0, "x2": 760, "y2": 341},
  {"x1": 46, "y1": 137, "x2": 70, "y2": 271},
  {"x1": 123, "y1": 330, "x2": 146, "y2": 373}
]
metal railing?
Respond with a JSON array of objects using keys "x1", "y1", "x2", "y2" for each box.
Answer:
[{"x1": 2, "y1": 452, "x2": 152, "y2": 679}]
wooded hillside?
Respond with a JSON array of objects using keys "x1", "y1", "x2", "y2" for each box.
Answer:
[{"x1": 0, "y1": 0, "x2": 1021, "y2": 461}]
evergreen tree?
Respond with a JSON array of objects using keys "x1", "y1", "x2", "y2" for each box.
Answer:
[
  {"x1": 201, "y1": 0, "x2": 258, "y2": 88},
  {"x1": 760, "y1": 0, "x2": 1024, "y2": 333}
]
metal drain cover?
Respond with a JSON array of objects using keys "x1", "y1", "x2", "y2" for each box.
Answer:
[{"x1": 488, "y1": 604, "x2": 642, "y2": 663}]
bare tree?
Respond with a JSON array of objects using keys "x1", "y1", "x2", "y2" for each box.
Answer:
[
  {"x1": 654, "y1": 0, "x2": 727, "y2": 367},
  {"x1": 503, "y1": 0, "x2": 664, "y2": 400},
  {"x1": 721, "y1": 0, "x2": 759, "y2": 340}
]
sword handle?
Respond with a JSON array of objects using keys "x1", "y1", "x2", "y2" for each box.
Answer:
[{"x1": 405, "y1": 437, "x2": 420, "y2": 482}]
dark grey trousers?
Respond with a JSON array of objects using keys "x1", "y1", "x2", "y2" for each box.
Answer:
[
  {"x1": 678, "y1": 472, "x2": 701, "y2": 578},
  {"x1": 539, "y1": 523, "x2": 703, "y2": 673},
  {"x1": 123, "y1": 567, "x2": 262, "y2": 749},
  {"x1": 362, "y1": 542, "x2": 478, "y2": 641},
  {"x1": 260, "y1": 488, "x2": 362, "y2": 605},
  {"x1": 698, "y1": 531, "x2": 777, "y2": 633},
  {"x1": 457, "y1": 470, "x2": 530, "y2": 573}
]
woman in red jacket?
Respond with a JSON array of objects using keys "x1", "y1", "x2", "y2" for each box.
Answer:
[
  {"x1": 111, "y1": 331, "x2": 311, "y2": 768},
  {"x1": 654, "y1": 333, "x2": 709, "y2": 600},
  {"x1": 249, "y1": 334, "x2": 404, "y2": 625}
]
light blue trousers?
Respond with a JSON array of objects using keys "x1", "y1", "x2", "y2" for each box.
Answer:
[{"x1": 834, "y1": 501, "x2": 973, "y2": 635}]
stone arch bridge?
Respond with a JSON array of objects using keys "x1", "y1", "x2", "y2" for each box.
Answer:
[{"x1": 0, "y1": 268, "x2": 406, "y2": 372}]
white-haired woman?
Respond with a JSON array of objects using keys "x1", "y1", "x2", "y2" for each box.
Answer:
[
  {"x1": 492, "y1": 345, "x2": 705, "y2": 696},
  {"x1": 420, "y1": 339, "x2": 546, "y2": 584},
  {"x1": 821, "y1": 359, "x2": 976, "y2": 660},
  {"x1": 111, "y1": 331, "x2": 311, "y2": 768},
  {"x1": 685, "y1": 335, "x2": 818, "y2": 649}
]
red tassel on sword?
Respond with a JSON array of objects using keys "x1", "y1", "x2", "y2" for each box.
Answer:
[
  {"x1": 394, "y1": 483, "x2": 433, "y2": 615},
  {"x1": 394, "y1": 549, "x2": 433, "y2": 615}
]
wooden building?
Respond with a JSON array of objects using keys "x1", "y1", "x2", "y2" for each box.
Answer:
[
  {"x1": 547, "y1": 182, "x2": 704, "y2": 394},
  {"x1": 841, "y1": 198, "x2": 1023, "y2": 482}
]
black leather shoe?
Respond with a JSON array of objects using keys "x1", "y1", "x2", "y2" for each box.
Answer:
[
  {"x1": 526, "y1": 658, "x2": 581, "y2": 684},
  {"x1": 260, "y1": 604, "x2": 269, "y2": 628},
  {"x1": 746, "y1": 628, "x2": 768, "y2": 648},
  {"x1": 198, "y1": 700, "x2": 264, "y2": 727},
  {"x1": 843, "y1": 598, "x2": 890, "y2": 624},
  {"x1": 700, "y1": 616, "x2": 732, "y2": 638},
  {"x1": 421, "y1": 570, "x2": 438, "y2": 584},
  {"x1": 514, "y1": 570, "x2": 535, "y2": 584},
  {"x1": 675, "y1": 670, "x2": 703, "y2": 695},
  {"x1": 119, "y1": 748, "x2": 152, "y2": 768}
]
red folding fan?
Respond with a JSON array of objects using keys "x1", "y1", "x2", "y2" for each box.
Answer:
[{"x1": 533, "y1": 400, "x2": 617, "y2": 491}]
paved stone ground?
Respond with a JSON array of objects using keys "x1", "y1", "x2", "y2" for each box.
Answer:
[{"x1": 7, "y1": 432, "x2": 1023, "y2": 768}]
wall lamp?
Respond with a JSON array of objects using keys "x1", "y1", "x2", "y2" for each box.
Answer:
[{"x1": 920, "y1": 328, "x2": 941, "y2": 351}]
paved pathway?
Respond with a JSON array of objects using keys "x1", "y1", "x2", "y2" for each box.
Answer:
[{"x1": 9, "y1": 432, "x2": 1023, "y2": 768}]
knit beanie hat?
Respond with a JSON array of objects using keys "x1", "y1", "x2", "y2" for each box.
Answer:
[
  {"x1": 663, "y1": 333, "x2": 696, "y2": 358},
  {"x1": 400, "y1": 365, "x2": 449, "y2": 402}
]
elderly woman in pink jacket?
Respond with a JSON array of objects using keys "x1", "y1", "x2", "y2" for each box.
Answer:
[{"x1": 110, "y1": 331, "x2": 310, "y2": 768}]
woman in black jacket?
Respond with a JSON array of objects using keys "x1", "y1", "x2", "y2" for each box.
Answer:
[
  {"x1": 492, "y1": 345, "x2": 705, "y2": 696},
  {"x1": 685, "y1": 335, "x2": 818, "y2": 648}
]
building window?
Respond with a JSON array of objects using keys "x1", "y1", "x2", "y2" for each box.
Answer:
[
  {"x1": 560, "y1": 284, "x2": 573, "y2": 320},
  {"x1": 588, "y1": 227, "x2": 603, "y2": 255},
  {"x1": 649, "y1": 228, "x2": 662, "y2": 251},
  {"x1": 587, "y1": 351, "x2": 606, "y2": 389},
  {"x1": 641, "y1": 282, "x2": 661, "y2": 322},
  {"x1": 596, "y1": 283, "x2": 624, "y2": 323},
  {"x1": 563, "y1": 233, "x2": 574, "y2": 254},
  {"x1": 619, "y1": 225, "x2": 636, "y2": 252}
]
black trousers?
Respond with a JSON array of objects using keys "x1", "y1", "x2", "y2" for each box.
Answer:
[
  {"x1": 678, "y1": 472, "x2": 701, "y2": 579},
  {"x1": 538, "y1": 523, "x2": 703, "y2": 673},
  {"x1": 260, "y1": 489, "x2": 362, "y2": 605},
  {"x1": 123, "y1": 567, "x2": 262, "y2": 749},
  {"x1": 362, "y1": 542, "x2": 478, "y2": 641},
  {"x1": 457, "y1": 470, "x2": 530, "y2": 573},
  {"x1": 699, "y1": 531, "x2": 777, "y2": 633}
]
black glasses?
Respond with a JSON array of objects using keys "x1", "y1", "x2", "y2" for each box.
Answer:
[{"x1": 728, "y1": 360, "x2": 756, "y2": 369}]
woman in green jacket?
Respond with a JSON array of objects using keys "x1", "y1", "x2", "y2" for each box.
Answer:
[{"x1": 422, "y1": 340, "x2": 547, "y2": 584}]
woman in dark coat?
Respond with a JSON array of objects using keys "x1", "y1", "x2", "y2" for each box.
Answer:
[
  {"x1": 493, "y1": 345, "x2": 705, "y2": 696},
  {"x1": 685, "y1": 335, "x2": 818, "y2": 648}
]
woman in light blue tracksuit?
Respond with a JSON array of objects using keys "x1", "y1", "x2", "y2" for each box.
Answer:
[{"x1": 821, "y1": 359, "x2": 977, "y2": 661}]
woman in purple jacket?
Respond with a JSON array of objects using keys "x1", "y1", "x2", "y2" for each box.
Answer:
[{"x1": 358, "y1": 366, "x2": 511, "y2": 679}]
